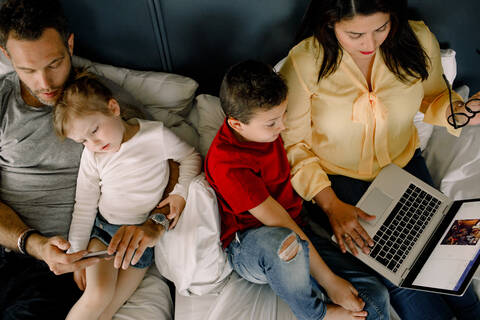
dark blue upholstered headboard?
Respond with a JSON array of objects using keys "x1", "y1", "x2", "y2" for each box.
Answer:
[
  {"x1": 60, "y1": 0, "x2": 479, "y2": 95},
  {"x1": 408, "y1": 0, "x2": 480, "y2": 92},
  {"x1": 60, "y1": 0, "x2": 309, "y2": 94}
]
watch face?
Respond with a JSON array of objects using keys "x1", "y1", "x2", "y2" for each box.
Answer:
[
  {"x1": 153, "y1": 214, "x2": 167, "y2": 223},
  {"x1": 151, "y1": 213, "x2": 169, "y2": 230}
]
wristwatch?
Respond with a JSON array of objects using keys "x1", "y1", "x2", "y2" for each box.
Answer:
[{"x1": 149, "y1": 213, "x2": 170, "y2": 231}]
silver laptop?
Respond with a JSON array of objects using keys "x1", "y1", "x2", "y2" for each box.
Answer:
[{"x1": 333, "y1": 164, "x2": 480, "y2": 296}]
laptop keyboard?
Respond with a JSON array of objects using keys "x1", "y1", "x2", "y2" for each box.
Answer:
[{"x1": 368, "y1": 184, "x2": 441, "y2": 272}]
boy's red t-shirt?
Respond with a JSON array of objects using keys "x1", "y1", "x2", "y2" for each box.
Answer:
[{"x1": 205, "y1": 120, "x2": 303, "y2": 248}]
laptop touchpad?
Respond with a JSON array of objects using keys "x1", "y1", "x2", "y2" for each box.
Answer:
[{"x1": 360, "y1": 188, "x2": 393, "y2": 225}]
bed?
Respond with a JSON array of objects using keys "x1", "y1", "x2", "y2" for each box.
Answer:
[
  {"x1": 2, "y1": 0, "x2": 479, "y2": 319},
  {"x1": 0, "y1": 47, "x2": 469, "y2": 320}
]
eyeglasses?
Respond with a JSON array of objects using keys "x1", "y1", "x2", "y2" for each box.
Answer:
[{"x1": 443, "y1": 74, "x2": 480, "y2": 129}]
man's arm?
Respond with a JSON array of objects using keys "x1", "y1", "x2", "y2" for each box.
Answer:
[
  {"x1": 0, "y1": 200, "x2": 32, "y2": 250},
  {"x1": 0, "y1": 200, "x2": 98, "y2": 274}
]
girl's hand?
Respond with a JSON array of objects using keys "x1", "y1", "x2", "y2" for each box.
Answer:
[
  {"x1": 73, "y1": 268, "x2": 86, "y2": 291},
  {"x1": 156, "y1": 194, "x2": 186, "y2": 229},
  {"x1": 325, "y1": 275, "x2": 365, "y2": 312}
]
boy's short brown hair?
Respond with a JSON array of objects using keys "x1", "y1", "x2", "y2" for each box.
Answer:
[
  {"x1": 53, "y1": 71, "x2": 113, "y2": 139},
  {"x1": 219, "y1": 60, "x2": 287, "y2": 124}
]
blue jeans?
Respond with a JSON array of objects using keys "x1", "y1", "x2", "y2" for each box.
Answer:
[
  {"x1": 227, "y1": 226, "x2": 389, "y2": 320},
  {"x1": 91, "y1": 214, "x2": 153, "y2": 268},
  {"x1": 306, "y1": 149, "x2": 480, "y2": 320}
]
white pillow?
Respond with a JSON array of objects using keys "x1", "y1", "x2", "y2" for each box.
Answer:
[
  {"x1": 413, "y1": 112, "x2": 433, "y2": 151},
  {"x1": 440, "y1": 49, "x2": 457, "y2": 86},
  {"x1": 70, "y1": 56, "x2": 199, "y2": 150},
  {"x1": 72, "y1": 56, "x2": 200, "y2": 149},
  {"x1": 0, "y1": 51, "x2": 12, "y2": 74},
  {"x1": 155, "y1": 174, "x2": 232, "y2": 296},
  {"x1": 195, "y1": 94, "x2": 226, "y2": 157},
  {"x1": 72, "y1": 56, "x2": 198, "y2": 117},
  {"x1": 423, "y1": 125, "x2": 480, "y2": 200}
]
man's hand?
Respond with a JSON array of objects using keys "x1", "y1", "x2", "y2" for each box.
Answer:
[
  {"x1": 28, "y1": 234, "x2": 99, "y2": 275},
  {"x1": 314, "y1": 187, "x2": 375, "y2": 256},
  {"x1": 107, "y1": 220, "x2": 165, "y2": 270},
  {"x1": 156, "y1": 194, "x2": 186, "y2": 229}
]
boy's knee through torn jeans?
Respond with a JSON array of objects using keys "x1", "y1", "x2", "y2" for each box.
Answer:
[{"x1": 226, "y1": 226, "x2": 390, "y2": 320}]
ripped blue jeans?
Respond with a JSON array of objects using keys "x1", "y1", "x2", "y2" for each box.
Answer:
[{"x1": 226, "y1": 226, "x2": 389, "y2": 320}]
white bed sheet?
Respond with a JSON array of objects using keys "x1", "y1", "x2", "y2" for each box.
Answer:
[
  {"x1": 114, "y1": 266, "x2": 173, "y2": 320},
  {"x1": 175, "y1": 272, "x2": 296, "y2": 320}
]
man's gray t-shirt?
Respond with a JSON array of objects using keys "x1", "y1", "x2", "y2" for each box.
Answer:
[
  {"x1": 0, "y1": 72, "x2": 145, "y2": 239},
  {"x1": 0, "y1": 72, "x2": 83, "y2": 239}
]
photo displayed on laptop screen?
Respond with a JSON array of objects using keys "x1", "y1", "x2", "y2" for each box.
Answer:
[{"x1": 413, "y1": 202, "x2": 480, "y2": 291}]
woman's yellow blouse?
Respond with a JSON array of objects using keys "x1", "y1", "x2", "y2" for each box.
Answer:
[{"x1": 279, "y1": 21, "x2": 461, "y2": 201}]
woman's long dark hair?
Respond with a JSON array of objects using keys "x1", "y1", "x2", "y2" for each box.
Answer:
[{"x1": 297, "y1": 0, "x2": 429, "y2": 83}]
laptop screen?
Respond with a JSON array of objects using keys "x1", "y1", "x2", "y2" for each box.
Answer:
[{"x1": 406, "y1": 200, "x2": 480, "y2": 295}]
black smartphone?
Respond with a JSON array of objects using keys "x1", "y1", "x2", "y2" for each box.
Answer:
[{"x1": 82, "y1": 250, "x2": 112, "y2": 259}]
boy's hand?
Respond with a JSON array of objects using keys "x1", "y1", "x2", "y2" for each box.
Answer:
[
  {"x1": 325, "y1": 275, "x2": 365, "y2": 312},
  {"x1": 156, "y1": 194, "x2": 186, "y2": 229},
  {"x1": 73, "y1": 268, "x2": 86, "y2": 291}
]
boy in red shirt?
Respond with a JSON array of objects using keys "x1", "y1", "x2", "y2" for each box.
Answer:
[{"x1": 205, "y1": 60, "x2": 389, "y2": 320}]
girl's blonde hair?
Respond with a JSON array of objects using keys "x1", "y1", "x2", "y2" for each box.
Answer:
[{"x1": 53, "y1": 70, "x2": 116, "y2": 139}]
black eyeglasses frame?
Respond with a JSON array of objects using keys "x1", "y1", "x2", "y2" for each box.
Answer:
[{"x1": 442, "y1": 74, "x2": 480, "y2": 129}]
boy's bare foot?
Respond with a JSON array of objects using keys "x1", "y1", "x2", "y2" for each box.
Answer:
[{"x1": 324, "y1": 304, "x2": 368, "y2": 320}]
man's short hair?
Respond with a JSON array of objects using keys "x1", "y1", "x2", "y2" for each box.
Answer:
[
  {"x1": 0, "y1": 0, "x2": 69, "y2": 48},
  {"x1": 219, "y1": 60, "x2": 287, "y2": 124}
]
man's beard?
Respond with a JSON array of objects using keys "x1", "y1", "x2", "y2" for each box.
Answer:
[
  {"x1": 24, "y1": 84, "x2": 63, "y2": 106},
  {"x1": 22, "y1": 54, "x2": 73, "y2": 106}
]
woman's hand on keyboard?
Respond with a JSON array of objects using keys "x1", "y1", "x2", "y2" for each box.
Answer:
[{"x1": 314, "y1": 187, "x2": 375, "y2": 255}]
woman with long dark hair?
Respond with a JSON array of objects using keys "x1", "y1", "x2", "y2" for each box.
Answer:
[{"x1": 280, "y1": 0, "x2": 480, "y2": 318}]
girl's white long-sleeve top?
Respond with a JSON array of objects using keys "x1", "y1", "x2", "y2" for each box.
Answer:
[{"x1": 68, "y1": 118, "x2": 201, "y2": 253}]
